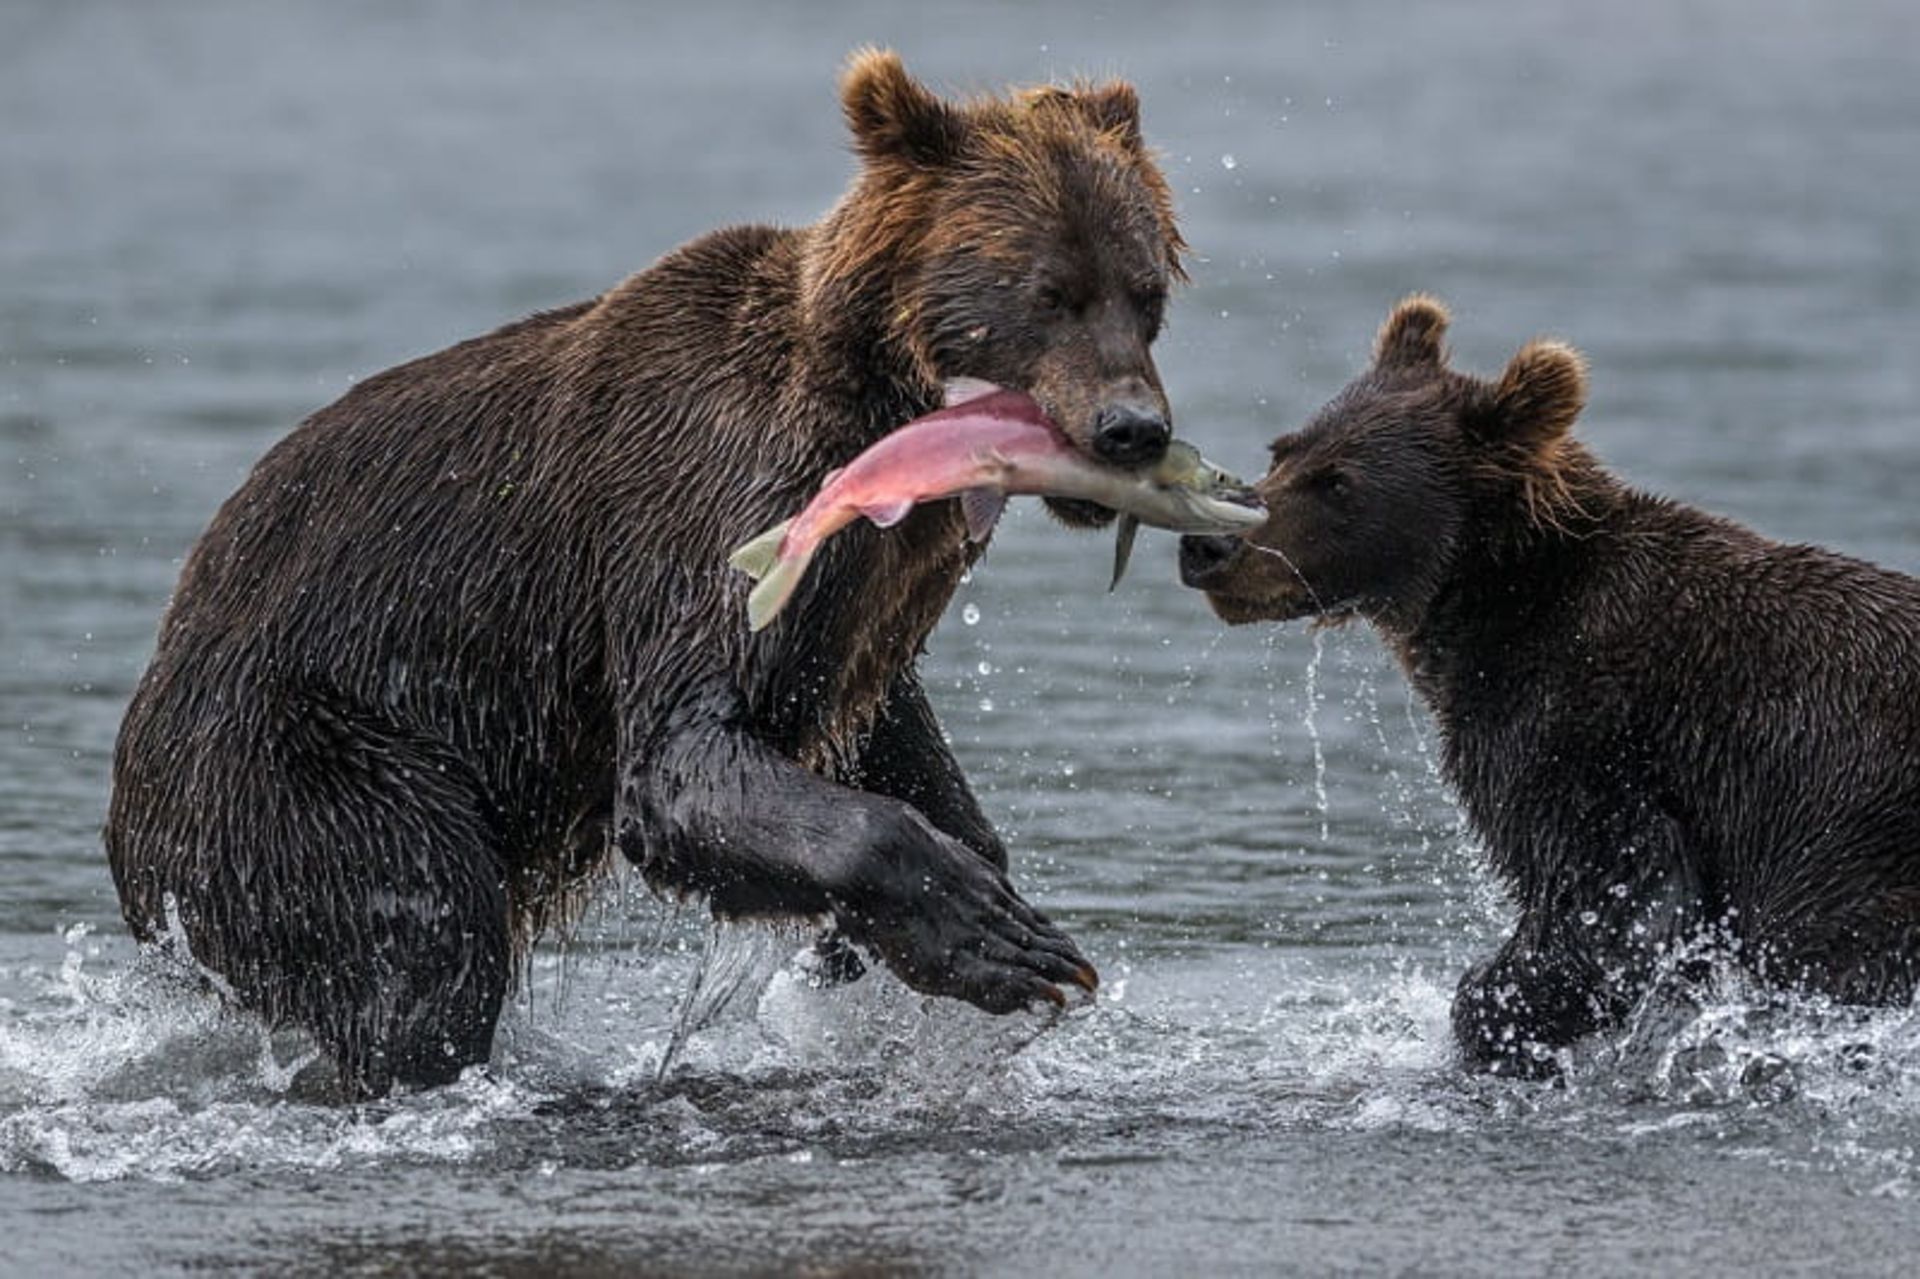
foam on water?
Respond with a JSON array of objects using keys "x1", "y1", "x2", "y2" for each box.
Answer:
[{"x1": 5, "y1": 910, "x2": 1920, "y2": 1194}]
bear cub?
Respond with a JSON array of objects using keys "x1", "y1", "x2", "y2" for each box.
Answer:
[{"x1": 1181, "y1": 296, "x2": 1920, "y2": 1075}]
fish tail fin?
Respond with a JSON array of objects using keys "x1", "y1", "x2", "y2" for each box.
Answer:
[
  {"x1": 744, "y1": 549, "x2": 812, "y2": 632},
  {"x1": 729, "y1": 519, "x2": 812, "y2": 632},
  {"x1": 728, "y1": 520, "x2": 792, "y2": 581}
]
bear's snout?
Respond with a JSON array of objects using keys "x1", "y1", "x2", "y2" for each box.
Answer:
[
  {"x1": 1092, "y1": 402, "x2": 1171, "y2": 467},
  {"x1": 1178, "y1": 533, "x2": 1241, "y2": 587}
]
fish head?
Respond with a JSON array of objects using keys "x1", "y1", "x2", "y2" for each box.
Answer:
[
  {"x1": 1107, "y1": 444, "x2": 1265, "y2": 588},
  {"x1": 1148, "y1": 440, "x2": 1257, "y2": 494},
  {"x1": 839, "y1": 55, "x2": 1187, "y2": 527}
]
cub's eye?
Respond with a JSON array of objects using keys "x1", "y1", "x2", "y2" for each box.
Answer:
[{"x1": 1304, "y1": 467, "x2": 1351, "y2": 498}]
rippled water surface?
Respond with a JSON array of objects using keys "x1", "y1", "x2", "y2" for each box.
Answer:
[{"x1": 5, "y1": 1, "x2": 1920, "y2": 1273}]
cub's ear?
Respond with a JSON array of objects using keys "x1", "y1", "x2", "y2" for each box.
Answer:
[
  {"x1": 841, "y1": 48, "x2": 966, "y2": 168},
  {"x1": 1077, "y1": 80, "x2": 1144, "y2": 150},
  {"x1": 1486, "y1": 339, "x2": 1588, "y2": 450},
  {"x1": 1374, "y1": 294, "x2": 1450, "y2": 370}
]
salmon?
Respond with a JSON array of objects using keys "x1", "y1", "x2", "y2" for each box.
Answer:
[{"x1": 728, "y1": 380, "x2": 1263, "y2": 630}]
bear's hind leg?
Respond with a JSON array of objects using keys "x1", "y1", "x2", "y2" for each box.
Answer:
[
  {"x1": 291, "y1": 829, "x2": 513, "y2": 1099},
  {"x1": 206, "y1": 700, "x2": 516, "y2": 1100}
]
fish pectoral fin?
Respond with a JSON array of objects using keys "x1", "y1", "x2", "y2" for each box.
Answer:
[
  {"x1": 859, "y1": 499, "x2": 916, "y2": 528},
  {"x1": 728, "y1": 519, "x2": 793, "y2": 581},
  {"x1": 960, "y1": 487, "x2": 1007, "y2": 542},
  {"x1": 1109, "y1": 515, "x2": 1140, "y2": 592},
  {"x1": 942, "y1": 377, "x2": 1000, "y2": 407}
]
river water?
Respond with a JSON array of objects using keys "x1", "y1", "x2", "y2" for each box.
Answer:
[{"x1": 4, "y1": 1, "x2": 1919, "y2": 1274}]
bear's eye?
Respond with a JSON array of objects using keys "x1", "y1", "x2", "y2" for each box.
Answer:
[
  {"x1": 1133, "y1": 284, "x2": 1169, "y2": 337},
  {"x1": 1304, "y1": 467, "x2": 1351, "y2": 498},
  {"x1": 1035, "y1": 284, "x2": 1069, "y2": 317}
]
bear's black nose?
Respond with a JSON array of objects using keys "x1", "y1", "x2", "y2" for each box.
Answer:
[
  {"x1": 1092, "y1": 404, "x2": 1171, "y2": 467},
  {"x1": 1178, "y1": 534, "x2": 1241, "y2": 587}
]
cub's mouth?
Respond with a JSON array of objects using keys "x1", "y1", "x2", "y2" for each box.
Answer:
[
  {"x1": 1198, "y1": 591, "x2": 1271, "y2": 626},
  {"x1": 1178, "y1": 533, "x2": 1326, "y2": 625},
  {"x1": 1199, "y1": 587, "x2": 1328, "y2": 627}
]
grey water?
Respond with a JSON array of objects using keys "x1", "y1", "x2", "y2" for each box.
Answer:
[{"x1": 4, "y1": 0, "x2": 1919, "y2": 1273}]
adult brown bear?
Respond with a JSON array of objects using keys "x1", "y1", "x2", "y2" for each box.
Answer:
[
  {"x1": 106, "y1": 51, "x2": 1186, "y2": 1098},
  {"x1": 1180, "y1": 296, "x2": 1920, "y2": 1076}
]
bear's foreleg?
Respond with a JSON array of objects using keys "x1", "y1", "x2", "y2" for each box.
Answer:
[
  {"x1": 851, "y1": 671, "x2": 1008, "y2": 870},
  {"x1": 1453, "y1": 812, "x2": 1705, "y2": 1076},
  {"x1": 617, "y1": 681, "x2": 1095, "y2": 1013}
]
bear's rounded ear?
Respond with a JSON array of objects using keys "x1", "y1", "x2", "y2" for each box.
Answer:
[
  {"x1": 1488, "y1": 339, "x2": 1588, "y2": 449},
  {"x1": 1374, "y1": 294, "x2": 1450, "y2": 370},
  {"x1": 1077, "y1": 81, "x2": 1144, "y2": 150},
  {"x1": 841, "y1": 48, "x2": 966, "y2": 169}
]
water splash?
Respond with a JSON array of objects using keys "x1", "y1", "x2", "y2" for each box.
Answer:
[
  {"x1": 7, "y1": 909, "x2": 1920, "y2": 1191},
  {"x1": 656, "y1": 920, "x2": 804, "y2": 1081},
  {"x1": 1303, "y1": 628, "x2": 1330, "y2": 841}
]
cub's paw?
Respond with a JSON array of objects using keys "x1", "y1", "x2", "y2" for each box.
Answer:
[{"x1": 1451, "y1": 950, "x2": 1598, "y2": 1079}]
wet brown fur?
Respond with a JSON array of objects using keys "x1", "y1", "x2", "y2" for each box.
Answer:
[
  {"x1": 106, "y1": 50, "x2": 1182, "y2": 1098},
  {"x1": 1184, "y1": 296, "x2": 1920, "y2": 1075}
]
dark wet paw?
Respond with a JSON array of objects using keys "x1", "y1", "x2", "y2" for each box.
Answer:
[
  {"x1": 830, "y1": 811, "x2": 1097, "y2": 1015},
  {"x1": 806, "y1": 928, "x2": 869, "y2": 986}
]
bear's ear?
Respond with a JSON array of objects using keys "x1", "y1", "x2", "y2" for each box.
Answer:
[
  {"x1": 1022, "y1": 81, "x2": 1145, "y2": 151},
  {"x1": 1076, "y1": 80, "x2": 1144, "y2": 150},
  {"x1": 1374, "y1": 294, "x2": 1450, "y2": 370},
  {"x1": 841, "y1": 48, "x2": 966, "y2": 169},
  {"x1": 1485, "y1": 339, "x2": 1588, "y2": 451}
]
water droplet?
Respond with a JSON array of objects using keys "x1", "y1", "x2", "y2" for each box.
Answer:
[
  {"x1": 1580, "y1": 911, "x2": 1599, "y2": 927},
  {"x1": 961, "y1": 603, "x2": 981, "y2": 626},
  {"x1": 976, "y1": 660, "x2": 994, "y2": 676},
  {"x1": 1220, "y1": 153, "x2": 1237, "y2": 170},
  {"x1": 977, "y1": 697, "x2": 994, "y2": 713}
]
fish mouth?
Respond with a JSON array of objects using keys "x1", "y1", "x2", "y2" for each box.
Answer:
[{"x1": 1159, "y1": 488, "x2": 1267, "y2": 534}]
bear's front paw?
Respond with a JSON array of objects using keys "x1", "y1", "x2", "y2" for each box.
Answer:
[{"x1": 828, "y1": 809, "x2": 1097, "y2": 1014}]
